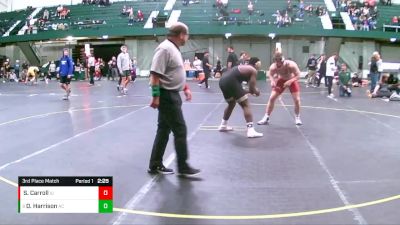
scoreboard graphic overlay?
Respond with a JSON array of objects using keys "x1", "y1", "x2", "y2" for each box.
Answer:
[{"x1": 18, "y1": 177, "x2": 113, "y2": 213}]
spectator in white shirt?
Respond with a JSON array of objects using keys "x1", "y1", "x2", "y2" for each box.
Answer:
[
  {"x1": 192, "y1": 56, "x2": 203, "y2": 79},
  {"x1": 87, "y1": 54, "x2": 96, "y2": 85},
  {"x1": 248, "y1": 1, "x2": 254, "y2": 15},
  {"x1": 326, "y1": 53, "x2": 338, "y2": 98}
]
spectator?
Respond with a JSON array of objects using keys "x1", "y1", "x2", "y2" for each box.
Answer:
[
  {"x1": 335, "y1": 0, "x2": 340, "y2": 9},
  {"x1": 316, "y1": 5, "x2": 323, "y2": 16},
  {"x1": 14, "y1": 60, "x2": 20, "y2": 80},
  {"x1": 326, "y1": 53, "x2": 338, "y2": 98},
  {"x1": 215, "y1": 0, "x2": 223, "y2": 8},
  {"x1": 49, "y1": 61, "x2": 57, "y2": 79},
  {"x1": 137, "y1": 10, "x2": 144, "y2": 22},
  {"x1": 368, "y1": 51, "x2": 382, "y2": 93},
  {"x1": 8, "y1": 70, "x2": 18, "y2": 82},
  {"x1": 198, "y1": 51, "x2": 212, "y2": 88},
  {"x1": 99, "y1": 58, "x2": 106, "y2": 80},
  {"x1": 183, "y1": 0, "x2": 189, "y2": 6},
  {"x1": 370, "y1": 74, "x2": 394, "y2": 98},
  {"x1": 226, "y1": 46, "x2": 238, "y2": 71},
  {"x1": 87, "y1": 54, "x2": 96, "y2": 85},
  {"x1": 94, "y1": 58, "x2": 101, "y2": 80},
  {"x1": 215, "y1": 57, "x2": 222, "y2": 77},
  {"x1": 387, "y1": 73, "x2": 400, "y2": 95},
  {"x1": 299, "y1": 0, "x2": 305, "y2": 12},
  {"x1": 108, "y1": 56, "x2": 118, "y2": 81},
  {"x1": 351, "y1": 72, "x2": 363, "y2": 87},
  {"x1": 287, "y1": 0, "x2": 293, "y2": 13},
  {"x1": 60, "y1": 7, "x2": 70, "y2": 19},
  {"x1": 57, "y1": 5, "x2": 63, "y2": 18},
  {"x1": 306, "y1": 54, "x2": 317, "y2": 87},
  {"x1": 340, "y1": 0, "x2": 347, "y2": 11},
  {"x1": 338, "y1": 63, "x2": 352, "y2": 97},
  {"x1": 239, "y1": 51, "x2": 249, "y2": 65},
  {"x1": 121, "y1": 5, "x2": 127, "y2": 15},
  {"x1": 25, "y1": 16, "x2": 31, "y2": 27},
  {"x1": 99, "y1": 0, "x2": 105, "y2": 7},
  {"x1": 128, "y1": 8, "x2": 135, "y2": 25},
  {"x1": 306, "y1": 54, "x2": 318, "y2": 87},
  {"x1": 132, "y1": 57, "x2": 138, "y2": 71},
  {"x1": 130, "y1": 59, "x2": 137, "y2": 82},
  {"x1": 43, "y1": 9, "x2": 49, "y2": 20},
  {"x1": 22, "y1": 61, "x2": 29, "y2": 76},
  {"x1": 283, "y1": 12, "x2": 292, "y2": 26},
  {"x1": 275, "y1": 10, "x2": 284, "y2": 27},
  {"x1": 361, "y1": 16, "x2": 370, "y2": 31},
  {"x1": 316, "y1": 54, "x2": 327, "y2": 87},
  {"x1": 57, "y1": 23, "x2": 66, "y2": 30},
  {"x1": 218, "y1": 8, "x2": 229, "y2": 21},
  {"x1": 248, "y1": 1, "x2": 254, "y2": 15},
  {"x1": 116, "y1": 45, "x2": 131, "y2": 94},
  {"x1": 221, "y1": 0, "x2": 229, "y2": 8},
  {"x1": 192, "y1": 56, "x2": 202, "y2": 78},
  {"x1": 305, "y1": 4, "x2": 313, "y2": 15},
  {"x1": 392, "y1": 16, "x2": 398, "y2": 25},
  {"x1": 2, "y1": 59, "x2": 11, "y2": 82},
  {"x1": 184, "y1": 58, "x2": 191, "y2": 76}
]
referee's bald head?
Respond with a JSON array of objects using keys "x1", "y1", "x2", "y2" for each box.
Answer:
[{"x1": 167, "y1": 22, "x2": 189, "y2": 37}]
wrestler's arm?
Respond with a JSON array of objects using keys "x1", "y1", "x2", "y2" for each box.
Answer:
[
  {"x1": 289, "y1": 62, "x2": 301, "y2": 83},
  {"x1": 269, "y1": 65, "x2": 277, "y2": 87},
  {"x1": 248, "y1": 67, "x2": 259, "y2": 96}
]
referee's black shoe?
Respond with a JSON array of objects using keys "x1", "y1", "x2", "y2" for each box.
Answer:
[
  {"x1": 147, "y1": 165, "x2": 174, "y2": 175},
  {"x1": 177, "y1": 166, "x2": 201, "y2": 177}
]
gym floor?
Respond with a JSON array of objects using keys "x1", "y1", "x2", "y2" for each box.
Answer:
[{"x1": 0, "y1": 79, "x2": 399, "y2": 225}]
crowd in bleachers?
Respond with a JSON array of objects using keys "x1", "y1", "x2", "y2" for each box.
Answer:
[
  {"x1": 23, "y1": 5, "x2": 72, "y2": 33},
  {"x1": 211, "y1": 0, "x2": 327, "y2": 27},
  {"x1": 82, "y1": 0, "x2": 112, "y2": 7},
  {"x1": 121, "y1": 5, "x2": 145, "y2": 25},
  {"x1": 337, "y1": 0, "x2": 378, "y2": 31},
  {"x1": 0, "y1": 7, "x2": 34, "y2": 36},
  {"x1": 182, "y1": 0, "x2": 200, "y2": 6}
]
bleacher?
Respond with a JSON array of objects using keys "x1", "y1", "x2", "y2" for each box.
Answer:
[
  {"x1": 33, "y1": 1, "x2": 166, "y2": 32},
  {"x1": 0, "y1": 9, "x2": 31, "y2": 36},
  {"x1": 378, "y1": 4, "x2": 400, "y2": 32},
  {"x1": 174, "y1": 0, "x2": 325, "y2": 29},
  {"x1": 0, "y1": 0, "x2": 399, "y2": 43}
]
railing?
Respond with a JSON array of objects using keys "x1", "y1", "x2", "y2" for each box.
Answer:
[{"x1": 383, "y1": 24, "x2": 400, "y2": 32}]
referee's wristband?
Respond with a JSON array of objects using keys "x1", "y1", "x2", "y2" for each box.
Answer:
[{"x1": 151, "y1": 85, "x2": 160, "y2": 97}]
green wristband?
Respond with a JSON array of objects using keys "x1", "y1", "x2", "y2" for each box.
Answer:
[{"x1": 151, "y1": 85, "x2": 160, "y2": 97}]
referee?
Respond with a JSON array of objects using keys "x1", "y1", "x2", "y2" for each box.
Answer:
[{"x1": 148, "y1": 22, "x2": 200, "y2": 177}]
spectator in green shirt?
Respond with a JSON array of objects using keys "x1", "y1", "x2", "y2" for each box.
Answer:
[{"x1": 338, "y1": 63, "x2": 351, "y2": 97}]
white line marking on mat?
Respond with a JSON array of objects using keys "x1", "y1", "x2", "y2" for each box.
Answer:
[
  {"x1": 278, "y1": 98, "x2": 368, "y2": 225},
  {"x1": 111, "y1": 100, "x2": 224, "y2": 225},
  {"x1": 0, "y1": 106, "x2": 148, "y2": 172}
]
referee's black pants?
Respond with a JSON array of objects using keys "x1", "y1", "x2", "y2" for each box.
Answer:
[{"x1": 149, "y1": 89, "x2": 189, "y2": 170}]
